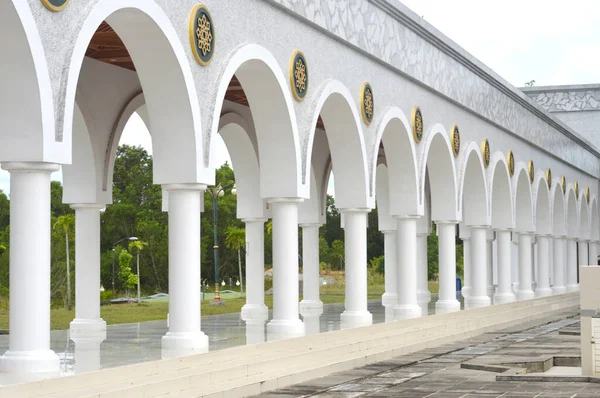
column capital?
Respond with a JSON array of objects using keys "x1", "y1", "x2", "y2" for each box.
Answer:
[
  {"x1": 299, "y1": 222, "x2": 322, "y2": 228},
  {"x1": 380, "y1": 229, "x2": 397, "y2": 235},
  {"x1": 162, "y1": 183, "x2": 207, "y2": 191},
  {"x1": 394, "y1": 214, "x2": 420, "y2": 220},
  {"x1": 242, "y1": 218, "x2": 268, "y2": 224},
  {"x1": 536, "y1": 233, "x2": 552, "y2": 239},
  {"x1": 494, "y1": 228, "x2": 512, "y2": 233},
  {"x1": 468, "y1": 225, "x2": 491, "y2": 231},
  {"x1": 579, "y1": 238, "x2": 590, "y2": 243},
  {"x1": 1, "y1": 162, "x2": 59, "y2": 173},
  {"x1": 70, "y1": 203, "x2": 106, "y2": 210},
  {"x1": 552, "y1": 235, "x2": 566, "y2": 240},
  {"x1": 435, "y1": 220, "x2": 459, "y2": 225},
  {"x1": 517, "y1": 231, "x2": 534, "y2": 236},
  {"x1": 266, "y1": 197, "x2": 303, "y2": 204}
]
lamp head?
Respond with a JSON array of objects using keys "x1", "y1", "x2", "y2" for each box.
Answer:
[
  {"x1": 221, "y1": 280, "x2": 226, "y2": 286},
  {"x1": 129, "y1": 237, "x2": 138, "y2": 241}
]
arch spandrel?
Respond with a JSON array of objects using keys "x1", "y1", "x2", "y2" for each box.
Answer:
[
  {"x1": 550, "y1": 181, "x2": 566, "y2": 237},
  {"x1": 371, "y1": 106, "x2": 420, "y2": 217},
  {"x1": 0, "y1": 1, "x2": 59, "y2": 163},
  {"x1": 209, "y1": 44, "x2": 303, "y2": 199},
  {"x1": 487, "y1": 152, "x2": 514, "y2": 230},
  {"x1": 457, "y1": 141, "x2": 489, "y2": 226},
  {"x1": 63, "y1": 0, "x2": 204, "y2": 186},
  {"x1": 419, "y1": 124, "x2": 459, "y2": 222},
  {"x1": 512, "y1": 163, "x2": 534, "y2": 233},
  {"x1": 304, "y1": 80, "x2": 371, "y2": 210},
  {"x1": 532, "y1": 172, "x2": 551, "y2": 235}
]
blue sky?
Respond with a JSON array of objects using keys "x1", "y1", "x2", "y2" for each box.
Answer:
[{"x1": 1, "y1": 0, "x2": 599, "y2": 196}]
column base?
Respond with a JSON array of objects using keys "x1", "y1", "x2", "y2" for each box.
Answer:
[
  {"x1": 381, "y1": 293, "x2": 397, "y2": 308},
  {"x1": 245, "y1": 320, "x2": 266, "y2": 345},
  {"x1": 493, "y1": 292, "x2": 516, "y2": 304},
  {"x1": 69, "y1": 318, "x2": 107, "y2": 340},
  {"x1": 161, "y1": 331, "x2": 209, "y2": 359},
  {"x1": 0, "y1": 349, "x2": 60, "y2": 374},
  {"x1": 435, "y1": 300, "x2": 461, "y2": 314},
  {"x1": 241, "y1": 304, "x2": 269, "y2": 322},
  {"x1": 301, "y1": 314, "x2": 321, "y2": 336},
  {"x1": 299, "y1": 299, "x2": 324, "y2": 313},
  {"x1": 487, "y1": 286, "x2": 496, "y2": 297},
  {"x1": 340, "y1": 311, "x2": 373, "y2": 329},
  {"x1": 419, "y1": 302, "x2": 430, "y2": 317},
  {"x1": 385, "y1": 307, "x2": 395, "y2": 323},
  {"x1": 461, "y1": 286, "x2": 471, "y2": 298},
  {"x1": 535, "y1": 288, "x2": 553, "y2": 298},
  {"x1": 393, "y1": 304, "x2": 422, "y2": 320},
  {"x1": 552, "y1": 286, "x2": 567, "y2": 295},
  {"x1": 267, "y1": 319, "x2": 305, "y2": 341},
  {"x1": 566, "y1": 284, "x2": 580, "y2": 292},
  {"x1": 517, "y1": 290, "x2": 535, "y2": 300},
  {"x1": 464, "y1": 296, "x2": 491, "y2": 310}
]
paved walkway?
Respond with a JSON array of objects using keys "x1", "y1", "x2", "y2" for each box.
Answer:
[{"x1": 255, "y1": 309, "x2": 600, "y2": 397}]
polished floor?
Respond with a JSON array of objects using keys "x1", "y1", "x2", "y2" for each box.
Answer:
[{"x1": 0, "y1": 295, "x2": 444, "y2": 385}]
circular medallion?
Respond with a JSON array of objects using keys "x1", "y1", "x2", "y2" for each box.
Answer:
[
  {"x1": 360, "y1": 83, "x2": 374, "y2": 125},
  {"x1": 507, "y1": 150, "x2": 515, "y2": 177},
  {"x1": 41, "y1": 0, "x2": 69, "y2": 11},
  {"x1": 575, "y1": 181, "x2": 579, "y2": 199},
  {"x1": 289, "y1": 50, "x2": 308, "y2": 101},
  {"x1": 481, "y1": 139, "x2": 490, "y2": 168},
  {"x1": 561, "y1": 176, "x2": 566, "y2": 194},
  {"x1": 586, "y1": 187, "x2": 590, "y2": 204},
  {"x1": 545, "y1": 168, "x2": 552, "y2": 188},
  {"x1": 450, "y1": 124, "x2": 460, "y2": 158},
  {"x1": 411, "y1": 106, "x2": 424, "y2": 143},
  {"x1": 189, "y1": 4, "x2": 215, "y2": 66},
  {"x1": 528, "y1": 160, "x2": 535, "y2": 184}
]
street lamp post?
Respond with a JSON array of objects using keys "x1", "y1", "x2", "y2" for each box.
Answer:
[
  {"x1": 206, "y1": 182, "x2": 236, "y2": 303},
  {"x1": 111, "y1": 236, "x2": 138, "y2": 300}
]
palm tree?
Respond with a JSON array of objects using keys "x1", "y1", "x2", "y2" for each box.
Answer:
[
  {"x1": 54, "y1": 214, "x2": 75, "y2": 310},
  {"x1": 129, "y1": 240, "x2": 148, "y2": 304},
  {"x1": 225, "y1": 226, "x2": 245, "y2": 297}
]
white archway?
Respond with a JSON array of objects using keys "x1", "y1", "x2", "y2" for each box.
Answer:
[
  {"x1": 305, "y1": 80, "x2": 371, "y2": 210},
  {"x1": 566, "y1": 186, "x2": 578, "y2": 238},
  {"x1": 513, "y1": 164, "x2": 534, "y2": 233},
  {"x1": 458, "y1": 142, "x2": 489, "y2": 226},
  {"x1": 533, "y1": 175, "x2": 551, "y2": 235},
  {"x1": 488, "y1": 152, "x2": 513, "y2": 230},
  {"x1": 209, "y1": 44, "x2": 303, "y2": 199},
  {"x1": 372, "y1": 107, "x2": 420, "y2": 216},
  {"x1": 551, "y1": 182, "x2": 566, "y2": 237},
  {"x1": 63, "y1": 0, "x2": 203, "y2": 185}
]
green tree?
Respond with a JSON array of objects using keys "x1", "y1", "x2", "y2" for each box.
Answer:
[
  {"x1": 54, "y1": 214, "x2": 75, "y2": 310},
  {"x1": 129, "y1": 240, "x2": 148, "y2": 303},
  {"x1": 225, "y1": 226, "x2": 245, "y2": 296},
  {"x1": 118, "y1": 249, "x2": 136, "y2": 296},
  {"x1": 330, "y1": 239, "x2": 345, "y2": 270}
]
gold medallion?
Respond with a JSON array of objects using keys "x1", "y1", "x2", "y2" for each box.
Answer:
[
  {"x1": 481, "y1": 139, "x2": 490, "y2": 168},
  {"x1": 360, "y1": 83, "x2": 374, "y2": 125},
  {"x1": 411, "y1": 106, "x2": 424, "y2": 143},
  {"x1": 528, "y1": 160, "x2": 535, "y2": 184},
  {"x1": 450, "y1": 124, "x2": 460, "y2": 158},
  {"x1": 507, "y1": 150, "x2": 515, "y2": 177}
]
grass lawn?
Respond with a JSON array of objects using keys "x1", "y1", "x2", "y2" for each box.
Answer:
[{"x1": 0, "y1": 281, "x2": 440, "y2": 331}]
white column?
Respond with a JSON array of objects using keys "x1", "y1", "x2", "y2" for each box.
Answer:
[
  {"x1": 461, "y1": 238, "x2": 471, "y2": 298},
  {"x1": 340, "y1": 209, "x2": 373, "y2": 328},
  {"x1": 511, "y1": 238, "x2": 519, "y2": 294},
  {"x1": 267, "y1": 199, "x2": 304, "y2": 339},
  {"x1": 552, "y1": 237, "x2": 567, "y2": 294},
  {"x1": 241, "y1": 218, "x2": 268, "y2": 322},
  {"x1": 69, "y1": 204, "x2": 107, "y2": 339},
  {"x1": 161, "y1": 184, "x2": 208, "y2": 358},
  {"x1": 517, "y1": 233, "x2": 535, "y2": 300},
  {"x1": 579, "y1": 240, "x2": 589, "y2": 266},
  {"x1": 566, "y1": 238, "x2": 579, "y2": 292},
  {"x1": 535, "y1": 235, "x2": 552, "y2": 297},
  {"x1": 590, "y1": 241, "x2": 599, "y2": 266},
  {"x1": 0, "y1": 162, "x2": 60, "y2": 374},
  {"x1": 299, "y1": 223, "x2": 323, "y2": 314},
  {"x1": 416, "y1": 232, "x2": 431, "y2": 315},
  {"x1": 394, "y1": 217, "x2": 421, "y2": 320},
  {"x1": 493, "y1": 229, "x2": 515, "y2": 303},
  {"x1": 486, "y1": 230, "x2": 495, "y2": 297},
  {"x1": 245, "y1": 320, "x2": 265, "y2": 345},
  {"x1": 435, "y1": 222, "x2": 461, "y2": 314},
  {"x1": 72, "y1": 338, "x2": 103, "y2": 374},
  {"x1": 465, "y1": 226, "x2": 490, "y2": 309},
  {"x1": 381, "y1": 230, "x2": 398, "y2": 322}
]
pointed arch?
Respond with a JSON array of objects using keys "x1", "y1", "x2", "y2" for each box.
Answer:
[
  {"x1": 457, "y1": 142, "x2": 489, "y2": 226},
  {"x1": 0, "y1": 1, "x2": 59, "y2": 162},
  {"x1": 210, "y1": 44, "x2": 302, "y2": 199},
  {"x1": 550, "y1": 181, "x2": 566, "y2": 237},
  {"x1": 565, "y1": 186, "x2": 578, "y2": 238},
  {"x1": 513, "y1": 163, "x2": 534, "y2": 232},
  {"x1": 305, "y1": 80, "x2": 370, "y2": 209},
  {"x1": 591, "y1": 198, "x2": 599, "y2": 242},
  {"x1": 64, "y1": 0, "x2": 203, "y2": 185},
  {"x1": 419, "y1": 125, "x2": 459, "y2": 221},
  {"x1": 488, "y1": 152, "x2": 513, "y2": 230},
  {"x1": 372, "y1": 107, "x2": 420, "y2": 216},
  {"x1": 375, "y1": 165, "x2": 396, "y2": 231},
  {"x1": 579, "y1": 194, "x2": 590, "y2": 240},
  {"x1": 532, "y1": 173, "x2": 551, "y2": 235}
]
